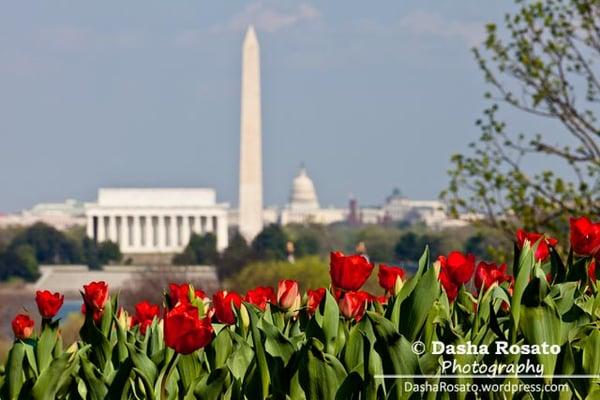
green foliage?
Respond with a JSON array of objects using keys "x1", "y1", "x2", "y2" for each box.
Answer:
[
  {"x1": 0, "y1": 244, "x2": 39, "y2": 281},
  {"x1": 97, "y1": 240, "x2": 122, "y2": 265},
  {"x1": 225, "y1": 256, "x2": 329, "y2": 293},
  {"x1": 173, "y1": 233, "x2": 218, "y2": 265},
  {"x1": 218, "y1": 232, "x2": 252, "y2": 281},
  {"x1": 251, "y1": 224, "x2": 289, "y2": 261},
  {"x1": 353, "y1": 225, "x2": 400, "y2": 263},
  {"x1": 10, "y1": 222, "x2": 82, "y2": 265},
  {"x1": 81, "y1": 237, "x2": 100, "y2": 270},
  {"x1": 0, "y1": 223, "x2": 123, "y2": 278},
  {"x1": 443, "y1": 0, "x2": 600, "y2": 243}
]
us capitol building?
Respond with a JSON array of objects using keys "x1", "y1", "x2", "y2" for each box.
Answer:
[{"x1": 0, "y1": 26, "x2": 471, "y2": 258}]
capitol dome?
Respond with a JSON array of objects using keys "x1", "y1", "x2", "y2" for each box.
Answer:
[{"x1": 288, "y1": 167, "x2": 320, "y2": 211}]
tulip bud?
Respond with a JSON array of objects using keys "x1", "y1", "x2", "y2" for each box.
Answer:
[
  {"x1": 239, "y1": 303, "x2": 250, "y2": 330},
  {"x1": 339, "y1": 292, "x2": 367, "y2": 321},
  {"x1": 277, "y1": 280, "x2": 300, "y2": 310},
  {"x1": 12, "y1": 314, "x2": 34, "y2": 340},
  {"x1": 117, "y1": 307, "x2": 132, "y2": 330}
]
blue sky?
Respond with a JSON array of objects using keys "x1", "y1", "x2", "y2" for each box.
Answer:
[{"x1": 0, "y1": 1, "x2": 518, "y2": 212}]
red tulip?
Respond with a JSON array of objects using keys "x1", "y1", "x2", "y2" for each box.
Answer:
[
  {"x1": 377, "y1": 264, "x2": 406, "y2": 294},
  {"x1": 169, "y1": 283, "x2": 205, "y2": 305},
  {"x1": 82, "y1": 281, "x2": 109, "y2": 311},
  {"x1": 330, "y1": 251, "x2": 374, "y2": 291},
  {"x1": 474, "y1": 262, "x2": 511, "y2": 291},
  {"x1": 212, "y1": 290, "x2": 243, "y2": 325},
  {"x1": 438, "y1": 268, "x2": 459, "y2": 302},
  {"x1": 570, "y1": 217, "x2": 600, "y2": 257},
  {"x1": 339, "y1": 291, "x2": 368, "y2": 321},
  {"x1": 437, "y1": 252, "x2": 475, "y2": 302},
  {"x1": 245, "y1": 286, "x2": 276, "y2": 311},
  {"x1": 12, "y1": 314, "x2": 34, "y2": 340},
  {"x1": 80, "y1": 303, "x2": 103, "y2": 323},
  {"x1": 515, "y1": 229, "x2": 558, "y2": 262},
  {"x1": 277, "y1": 280, "x2": 300, "y2": 310},
  {"x1": 133, "y1": 300, "x2": 160, "y2": 335},
  {"x1": 35, "y1": 290, "x2": 64, "y2": 319},
  {"x1": 164, "y1": 303, "x2": 213, "y2": 354},
  {"x1": 306, "y1": 288, "x2": 326, "y2": 315},
  {"x1": 589, "y1": 258, "x2": 597, "y2": 282}
]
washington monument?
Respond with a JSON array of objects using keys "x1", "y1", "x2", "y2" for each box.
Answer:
[{"x1": 238, "y1": 26, "x2": 263, "y2": 241}]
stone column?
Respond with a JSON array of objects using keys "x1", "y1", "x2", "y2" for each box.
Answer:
[
  {"x1": 86, "y1": 215, "x2": 94, "y2": 238},
  {"x1": 120, "y1": 216, "x2": 129, "y2": 251},
  {"x1": 108, "y1": 214, "x2": 118, "y2": 243},
  {"x1": 170, "y1": 215, "x2": 178, "y2": 249},
  {"x1": 133, "y1": 215, "x2": 142, "y2": 250},
  {"x1": 182, "y1": 214, "x2": 191, "y2": 246},
  {"x1": 193, "y1": 215, "x2": 201, "y2": 234},
  {"x1": 205, "y1": 214, "x2": 214, "y2": 233},
  {"x1": 97, "y1": 215, "x2": 106, "y2": 242},
  {"x1": 158, "y1": 215, "x2": 166, "y2": 251},
  {"x1": 145, "y1": 215, "x2": 153, "y2": 249}
]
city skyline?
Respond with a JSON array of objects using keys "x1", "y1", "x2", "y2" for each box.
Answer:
[{"x1": 0, "y1": 1, "x2": 524, "y2": 213}]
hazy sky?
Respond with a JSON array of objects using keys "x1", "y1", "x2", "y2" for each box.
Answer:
[{"x1": 0, "y1": 1, "x2": 518, "y2": 212}]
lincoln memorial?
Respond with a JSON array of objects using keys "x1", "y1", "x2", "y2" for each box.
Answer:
[{"x1": 85, "y1": 188, "x2": 229, "y2": 254}]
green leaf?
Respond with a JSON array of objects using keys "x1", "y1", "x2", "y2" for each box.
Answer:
[
  {"x1": 519, "y1": 303, "x2": 562, "y2": 384},
  {"x1": 398, "y1": 266, "x2": 440, "y2": 341},
  {"x1": 177, "y1": 353, "x2": 202, "y2": 393},
  {"x1": 368, "y1": 311, "x2": 420, "y2": 400},
  {"x1": 510, "y1": 241, "x2": 534, "y2": 343},
  {"x1": 206, "y1": 328, "x2": 233, "y2": 369},
  {"x1": 79, "y1": 356, "x2": 109, "y2": 400},
  {"x1": 194, "y1": 368, "x2": 230, "y2": 400},
  {"x1": 298, "y1": 338, "x2": 347, "y2": 400},
  {"x1": 396, "y1": 246, "x2": 430, "y2": 305},
  {"x1": 6, "y1": 342, "x2": 26, "y2": 400},
  {"x1": 260, "y1": 319, "x2": 295, "y2": 365},
  {"x1": 125, "y1": 343, "x2": 158, "y2": 390},
  {"x1": 31, "y1": 350, "x2": 77, "y2": 400},
  {"x1": 226, "y1": 333, "x2": 254, "y2": 381},
  {"x1": 36, "y1": 327, "x2": 57, "y2": 373},
  {"x1": 247, "y1": 305, "x2": 270, "y2": 399},
  {"x1": 343, "y1": 324, "x2": 364, "y2": 376},
  {"x1": 582, "y1": 329, "x2": 600, "y2": 376},
  {"x1": 315, "y1": 290, "x2": 340, "y2": 355}
]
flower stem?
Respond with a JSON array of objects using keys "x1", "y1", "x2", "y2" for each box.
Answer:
[{"x1": 160, "y1": 352, "x2": 180, "y2": 400}]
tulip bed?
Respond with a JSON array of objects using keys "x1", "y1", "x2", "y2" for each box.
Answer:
[{"x1": 3, "y1": 217, "x2": 600, "y2": 399}]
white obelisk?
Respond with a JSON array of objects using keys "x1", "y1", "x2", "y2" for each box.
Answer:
[{"x1": 238, "y1": 26, "x2": 263, "y2": 242}]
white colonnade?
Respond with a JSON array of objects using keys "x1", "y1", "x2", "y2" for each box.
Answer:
[{"x1": 86, "y1": 211, "x2": 228, "y2": 252}]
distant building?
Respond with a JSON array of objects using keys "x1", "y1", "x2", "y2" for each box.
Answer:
[
  {"x1": 381, "y1": 188, "x2": 471, "y2": 229},
  {"x1": 0, "y1": 199, "x2": 85, "y2": 230},
  {"x1": 279, "y1": 167, "x2": 346, "y2": 225},
  {"x1": 85, "y1": 188, "x2": 229, "y2": 254}
]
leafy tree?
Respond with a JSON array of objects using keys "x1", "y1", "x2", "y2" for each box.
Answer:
[
  {"x1": 443, "y1": 0, "x2": 600, "y2": 242},
  {"x1": 225, "y1": 256, "x2": 330, "y2": 293},
  {"x1": 294, "y1": 233, "x2": 320, "y2": 257},
  {"x1": 82, "y1": 237, "x2": 101, "y2": 270},
  {"x1": 173, "y1": 233, "x2": 219, "y2": 265},
  {"x1": 98, "y1": 241, "x2": 122, "y2": 265},
  {"x1": 353, "y1": 225, "x2": 400, "y2": 263},
  {"x1": 10, "y1": 223, "x2": 82, "y2": 264},
  {"x1": 0, "y1": 244, "x2": 39, "y2": 281},
  {"x1": 218, "y1": 232, "x2": 252, "y2": 280},
  {"x1": 251, "y1": 224, "x2": 289, "y2": 261},
  {"x1": 394, "y1": 232, "x2": 423, "y2": 262}
]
